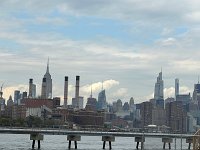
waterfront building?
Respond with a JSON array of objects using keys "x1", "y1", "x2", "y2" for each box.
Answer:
[
  {"x1": 68, "y1": 109, "x2": 104, "y2": 128},
  {"x1": 23, "y1": 98, "x2": 53, "y2": 118},
  {"x1": 41, "y1": 59, "x2": 52, "y2": 99}
]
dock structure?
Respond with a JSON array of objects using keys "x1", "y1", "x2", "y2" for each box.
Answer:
[
  {"x1": 102, "y1": 135, "x2": 115, "y2": 149},
  {"x1": 162, "y1": 137, "x2": 173, "y2": 149},
  {"x1": 30, "y1": 133, "x2": 44, "y2": 149},
  {"x1": 67, "y1": 135, "x2": 81, "y2": 149},
  {"x1": 135, "y1": 136, "x2": 145, "y2": 149},
  {"x1": 0, "y1": 127, "x2": 195, "y2": 149}
]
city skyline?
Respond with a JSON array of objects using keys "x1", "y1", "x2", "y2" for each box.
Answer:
[{"x1": 1, "y1": 0, "x2": 200, "y2": 104}]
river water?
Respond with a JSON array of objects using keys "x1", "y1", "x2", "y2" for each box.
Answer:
[{"x1": 0, "y1": 134, "x2": 190, "y2": 150}]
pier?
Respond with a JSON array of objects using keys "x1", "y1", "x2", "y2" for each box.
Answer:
[{"x1": 0, "y1": 127, "x2": 196, "y2": 149}]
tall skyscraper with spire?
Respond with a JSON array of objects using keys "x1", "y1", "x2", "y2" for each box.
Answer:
[
  {"x1": 154, "y1": 71, "x2": 164, "y2": 100},
  {"x1": 97, "y1": 82, "x2": 107, "y2": 110},
  {"x1": 41, "y1": 59, "x2": 52, "y2": 99}
]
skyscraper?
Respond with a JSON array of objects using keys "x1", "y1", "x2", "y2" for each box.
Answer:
[
  {"x1": 41, "y1": 59, "x2": 52, "y2": 99},
  {"x1": 28, "y1": 79, "x2": 36, "y2": 98},
  {"x1": 175, "y1": 78, "x2": 179, "y2": 99},
  {"x1": 97, "y1": 89, "x2": 107, "y2": 110},
  {"x1": 14, "y1": 90, "x2": 20, "y2": 104},
  {"x1": 154, "y1": 71, "x2": 164, "y2": 100},
  {"x1": 192, "y1": 79, "x2": 200, "y2": 102}
]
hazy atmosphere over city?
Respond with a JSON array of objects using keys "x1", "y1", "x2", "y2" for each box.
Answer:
[{"x1": 1, "y1": 0, "x2": 200, "y2": 105}]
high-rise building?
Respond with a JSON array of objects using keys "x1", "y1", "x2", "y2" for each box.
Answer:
[
  {"x1": 140, "y1": 101, "x2": 152, "y2": 127},
  {"x1": 41, "y1": 59, "x2": 52, "y2": 99},
  {"x1": 175, "y1": 78, "x2": 179, "y2": 99},
  {"x1": 97, "y1": 89, "x2": 107, "y2": 110},
  {"x1": 28, "y1": 79, "x2": 36, "y2": 98},
  {"x1": 193, "y1": 80, "x2": 200, "y2": 102},
  {"x1": 165, "y1": 101, "x2": 187, "y2": 133},
  {"x1": 0, "y1": 86, "x2": 5, "y2": 111},
  {"x1": 154, "y1": 71, "x2": 164, "y2": 100},
  {"x1": 85, "y1": 87, "x2": 97, "y2": 111},
  {"x1": 14, "y1": 90, "x2": 20, "y2": 104}
]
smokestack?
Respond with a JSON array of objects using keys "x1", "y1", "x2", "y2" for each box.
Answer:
[
  {"x1": 64, "y1": 76, "x2": 68, "y2": 108},
  {"x1": 29, "y1": 78, "x2": 33, "y2": 98},
  {"x1": 75, "y1": 76, "x2": 80, "y2": 100}
]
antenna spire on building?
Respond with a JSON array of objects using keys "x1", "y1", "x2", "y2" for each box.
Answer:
[
  {"x1": 102, "y1": 81, "x2": 104, "y2": 90},
  {"x1": 90, "y1": 84, "x2": 93, "y2": 98},
  {"x1": 46, "y1": 57, "x2": 49, "y2": 73},
  {"x1": 198, "y1": 75, "x2": 199, "y2": 84}
]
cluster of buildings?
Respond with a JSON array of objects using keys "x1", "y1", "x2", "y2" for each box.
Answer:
[{"x1": 0, "y1": 62, "x2": 200, "y2": 133}]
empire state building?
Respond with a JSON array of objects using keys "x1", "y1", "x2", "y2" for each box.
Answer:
[{"x1": 41, "y1": 59, "x2": 52, "y2": 99}]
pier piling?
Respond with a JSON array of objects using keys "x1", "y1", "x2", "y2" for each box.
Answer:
[
  {"x1": 30, "y1": 133, "x2": 44, "y2": 149},
  {"x1": 102, "y1": 135, "x2": 115, "y2": 149},
  {"x1": 67, "y1": 135, "x2": 81, "y2": 149},
  {"x1": 135, "y1": 136, "x2": 145, "y2": 149},
  {"x1": 186, "y1": 137, "x2": 193, "y2": 150},
  {"x1": 162, "y1": 137, "x2": 173, "y2": 149}
]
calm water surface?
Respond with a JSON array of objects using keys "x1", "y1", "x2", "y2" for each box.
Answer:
[{"x1": 0, "y1": 134, "x2": 190, "y2": 150}]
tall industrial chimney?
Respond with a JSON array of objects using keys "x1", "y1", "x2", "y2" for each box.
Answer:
[
  {"x1": 64, "y1": 76, "x2": 68, "y2": 108},
  {"x1": 28, "y1": 78, "x2": 33, "y2": 98},
  {"x1": 75, "y1": 76, "x2": 80, "y2": 101}
]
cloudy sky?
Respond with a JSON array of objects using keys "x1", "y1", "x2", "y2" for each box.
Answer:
[{"x1": 1, "y1": 0, "x2": 200, "y2": 105}]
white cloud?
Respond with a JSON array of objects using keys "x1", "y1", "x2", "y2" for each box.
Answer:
[{"x1": 3, "y1": 84, "x2": 28, "y2": 101}]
